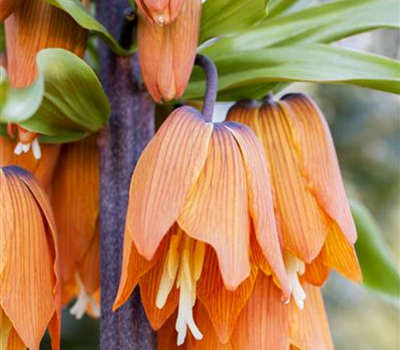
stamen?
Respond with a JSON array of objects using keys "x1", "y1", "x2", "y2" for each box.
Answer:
[
  {"x1": 156, "y1": 233, "x2": 205, "y2": 345},
  {"x1": 31, "y1": 138, "x2": 42, "y2": 159},
  {"x1": 69, "y1": 274, "x2": 100, "y2": 319},
  {"x1": 284, "y1": 251, "x2": 306, "y2": 310},
  {"x1": 157, "y1": 15, "x2": 165, "y2": 26},
  {"x1": 13, "y1": 138, "x2": 42, "y2": 159}
]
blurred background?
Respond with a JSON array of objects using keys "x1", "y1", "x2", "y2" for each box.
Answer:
[{"x1": 42, "y1": 29, "x2": 399, "y2": 350}]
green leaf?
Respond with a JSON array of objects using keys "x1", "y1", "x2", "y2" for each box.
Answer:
[
  {"x1": 186, "y1": 44, "x2": 400, "y2": 100},
  {"x1": 41, "y1": 0, "x2": 131, "y2": 56},
  {"x1": 268, "y1": 0, "x2": 300, "y2": 18},
  {"x1": 1, "y1": 49, "x2": 110, "y2": 143},
  {"x1": 204, "y1": 0, "x2": 400, "y2": 56},
  {"x1": 350, "y1": 200, "x2": 400, "y2": 298},
  {"x1": 200, "y1": 0, "x2": 270, "y2": 43},
  {"x1": 0, "y1": 23, "x2": 5, "y2": 52}
]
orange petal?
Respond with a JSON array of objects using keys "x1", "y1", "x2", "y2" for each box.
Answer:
[
  {"x1": 256, "y1": 100, "x2": 330, "y2": 262},
  {"x1": 78, "y1": 224, "x2": 100, "y2": 295},
  {"x1": 137, "y1": 0, "x2": 200, "y2": 102},
  {"x1": 0, "y1": 0, "x2": 22, "y2": 20},
  {"x1": 157, "y1": 313, "x2": 183, "y2": 350},
  {"x1": 136, "y1": 0, "x2": 185, "y2": 24},
  {"x1": 303, "y1": 260, "x2": 329, "y2": 287},
  {"x1": 178, "y1": 124, "x2": 251, "y2": 290},
  {"x1": 114, "y1": 230, "x2": 170, "y2": 311},
  {"x1": 229, "y1": 274, "x2": 291, "y2": 350},
  {"x1": 0, "y1": 168, "x2": 56, "y2": 350},
  {"x1": 126, "y1": 107, "x2": 212, "y2": 260},
  {"x1": 186, "y1": 304, "x2": 234, "y2": 350},
  {"x1": 0, "y1": 136, "x2": 60, "y2": 190},
  {"x1": 225, "y1": 121, "x2": 290, "y2": 297},
  {"x1": 5, "y1": 0, "x2": 87, "y2": 87},
  {"x1": 51, "y1": 136, "x2": 99, "y2": 289},
  {"x1": 290, "y1": 284, "x2": 334, "y2": 350},
  {"x1": 282, "y1": 93, "x2": 357, "y2": 244},
  {"x1": 6, "y1": 327, "x2": 26, "y2": 350},
  {"x1": 139, "y1": 248, "x2": 179, "y2": 330},
  {"x1": 197, "y1": 247, "x2": 258, "y2": 344},
  {"x1": 318, "y1": 224, "x2": 362, "y2": 283}
]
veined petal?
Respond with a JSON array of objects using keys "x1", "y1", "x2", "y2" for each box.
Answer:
[
  {"x1": 157, "y1": 313, "x2": 183, "y2": 350},
  {"x1": 225, "y1": 121, "x2": 290, "y2": 297},
  {"x1": 281, "y1": 94, "x2": 357, "y2": 244},
  {"x1": 5, "y1": 0, "x2": 87, "y2": 87},
  {"x1": 113, "y1": 231, "x2": 168, "y2": 311},
  {"x1": 51, "y1": 136, "x2": 99, "y2": 290},
  {"x1": 0, "y1": 136, "x2": 60, "y2": 190},
  {"x1": 303, "y1": 260, "x2": 329, "y2": 287},
  {"x1": 290, "y1": 284, "x2": 334, "y2": 350},
  {"x1": 139, "y1": 249, "x2": 180, "y2": 330},
  {"x1": 126, "y1": 106, "x2": 212, "y2": 260},
  {"x1": 0, "y1": 168, "x2": 56, "y2": 350},
  {"x1": 317, "y1": 224, "x2": 361, "y2": 283},
  {"x1": 5, "y1": 327, "x2": 25, "y2": 350},
  {"x1": 136, "y1": 0, "x2": 185, "y2": 25},
  {"x1": 197, "y1": 248, "x2": 258, "y2": 344},
  {"x1": 178, "y1": 124, "x2": 251, "y2": 290},
  {"x1": 230, "y1": 274, "x2": 291, "y2": 350},
  {"x1": 78, "y1": 225, "x2": 100, "y2": 295},
  {"x1": 137, "y1": 0, "x2": 200, "y2": 102},
  {"x1": 256, "y1": 100, "x2": 330, "y2": 262}
]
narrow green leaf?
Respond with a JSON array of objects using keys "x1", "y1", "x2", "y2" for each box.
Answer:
[
  {"x1": 204, "y1": 0, "x2": 399, "y2": 56},
  {"x1": 268, "y1": 0, "x2": 300, "y2": 17},
  {"x1": 1, "y1": 49, "x2": 110, "y2": 143},
  {"x1": 200, "y1": 0, "x2": 270, "y2": 43},
  {"x1": 0, "y1": 24, "x2": 5, "y2": 52},
  {"x1": 41, "y1": 0, "x2": 131, "y2": 56},
  {"x1": 350, "y1": 200, "x2": 400, "y2": 298},
  {"x1": 186, "y1": 44, "x2": 400, "y2": 100}
]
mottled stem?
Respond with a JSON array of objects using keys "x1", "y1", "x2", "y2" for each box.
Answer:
[
  {"x1": 96, "y1": 1, "x2": 156, "y2": 349},
  {"x1": 195, "y1": 54, "x2": 218, "y2": 123}
]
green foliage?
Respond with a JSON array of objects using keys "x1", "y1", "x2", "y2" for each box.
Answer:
[
  {"x1": 200, "y1": 0, "x2": 270, "y2": 43},
  {"x1": 41, "y1": 0, "x2": 132, "y2": 56},
  {"x1": 186, "y1": 44, "x2": 400, "y2": 100},
  {"x1": 204, "y1": 0, "x2": 400, "y2": 56},
  {"x1": 1, "y1": 49, "x2": 109, "y2": 143},
  {"x1": 0, "y1": 24, "x2": 5, "y2": 52},
  {"x1": 351, "y1": 199, "x2": 400, "y2": 298}
]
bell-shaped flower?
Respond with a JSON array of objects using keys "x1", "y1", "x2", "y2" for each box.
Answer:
[
  {"x1": 3, "y1": 0, "x2": 88, "y2": 158},
  {"x1": 0, "y1": 166, "x2": 61, "y2": 350},
  {"x1": 135, "y1": 0, "x2": 185, "y2": 25},
  {"x1": 158, "y1": 274, "x2": 334, "y2": 350},
  {"x1": 0, "y1": 132, "x2": 60, "y2": 190},
  {"x1": 226, "y1": 94, "x2": 361, "y2": 309},
  {"x1": 114, "y1": 105, "x2": 290, "y2": 345},
  {"x1": 137, "y1": 0, "x2": 201, "y2": 102},
  {"x1": 50, "y1": 136, "x2": 100, "y2": 319}
]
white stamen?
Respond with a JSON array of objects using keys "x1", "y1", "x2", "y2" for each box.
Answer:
[
  {"x1": 157, "y1": 15, "x2": 165, "y2": 25},
  {"x1": 22, "y1": 143, "x2": 30, "y2": 153},
  {"x1": 31, "y1": 138, "x2": 42, "y2": 159},
  {"x1": 69, "y1": 274, "x2": 100, "y2": 319},
  {"x1": 284, "y1": 252, "x2": 307, "y2": 310},
  {"x1": 156, "y1": 234, "x2": 204, "y2": 346},
  {"x1": 13, "y1": 142, "x2": 24, "y2": 155}
]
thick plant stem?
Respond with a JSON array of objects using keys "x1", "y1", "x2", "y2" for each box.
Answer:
[{"x1": 96, "y1": 1, "x2": 156, "y2": 349}]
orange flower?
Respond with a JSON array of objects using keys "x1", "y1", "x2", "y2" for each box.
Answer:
[
  {"x1": 135, "y1": 0, "x2": 185, "y2": 25},
  {"x1": 137, "y1": 0, "x2": 201, "y2": 102},
  {"x1": 50, "y1": 136, "x2": 100, "y2": 319},
  {"x1": 158, "y1": 274, "x2": 334, "y2": 350},
  {"x1": 0, "y1": 166, "x2": 61, "y2": 350},
  {"x1": 0, "y1": 135, "x2": 60, "y2": 190},
  {"x1": 227, "y1": 94, "x2": 361, "y2": 307},
  {"x1": 114, "y1": 105, "x2": 289, "y2": 345},
  {"x1": 4, "y1": 0, "x2": 88, "y2": 158}
]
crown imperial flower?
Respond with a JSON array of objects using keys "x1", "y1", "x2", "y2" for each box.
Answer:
[{"x1": 0, "y1": 166, "x2": 61, "y2": 350}]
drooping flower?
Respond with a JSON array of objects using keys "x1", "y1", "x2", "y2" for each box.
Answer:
[
  {"x1": 0, "y1": 166, "x2": 61, "y2": 350},
  {"x1": 50, "y1": 136, "x2": 100, "y2": 319},
  {"x1": 3, "y1": 0, "x2": 88, "y2": 158},
  {"x1": 0, "y1": 134, "x2": 60, "y2": 190},
  {"x1": 137, "y1": 0, "x2": 201, "y2": 102},
  {"x1": 227, "y1": 94, "x2": 362, "y2": 307},
  {"x1": 114, "y1": 104, "x2": 290, "y2": 345},
  {"x1": 158, "y1": 274, "x2": 334, "y2": 350},
  {"x1": 135, "y1": 0, "x2": 185, "y2": 25}
]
